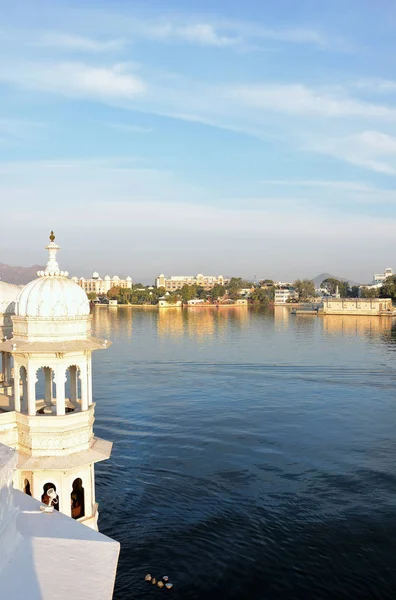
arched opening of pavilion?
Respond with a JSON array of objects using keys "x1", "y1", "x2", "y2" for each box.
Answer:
[
  {"x1": 20, "y1": 366, "x2": 27, "y2": 414},
  {"x1": 23, "y1": 478, "x2": 32, "y2": 496},
  {"x1": 65, "y1": 365, "x2": 82, "y2": 412},
  {"x1": 35, "y1": 366, "x2": 55, "y2": 414},
  {"x1": 41, "y1": 482, "x2": 59, "y2": 511},
  {"x1": 71, "y1": 477, "x2": 85, "y2": 519}
]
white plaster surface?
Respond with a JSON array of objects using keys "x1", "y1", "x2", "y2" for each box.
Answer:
[
  {"x1": 16, "y1": 276, "x2": 90, "y2": 318},
  {"x1": 0, "y1": 443, "x2": 120, "y2": 600},
  {"x1": 2, "y1": 491, "x2": 119, "y2": 600}
]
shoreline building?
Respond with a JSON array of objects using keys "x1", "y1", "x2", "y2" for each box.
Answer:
[
  {"x1": 322, "y1": 297, "x2": 394, "y2": 316},
  {"x1": 274, "y1": 287, "x2": 297, "y2": 305},
  {"x1": 0, "y1": 233, "x2": 114, "y2": 530},
  {"x1": 155, "y1": 273, "x2": 225, "y2": 291},
  {"x1": 372, "y1": 267, "x2": 393, "y2": 286},
  {"x1": 74, "y1": 272, "x2": 132, "y2": 296},
  {"x1": 358, "y1": 267, "x2": 393, "y2": 295}
]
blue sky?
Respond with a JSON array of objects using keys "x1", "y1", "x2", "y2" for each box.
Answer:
[{"x1": 1, "y1": 0, "x2": 396, "y2": 283}]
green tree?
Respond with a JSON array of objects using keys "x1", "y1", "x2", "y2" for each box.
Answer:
[
  {"x1": 260, "y1": 279, "x2": 274, "y2": 286},
  {"x1": 87, "y1": 292, "x2": 97, "y2": 301},
  {"x1": 293, "y1": 279, "x2": 316, "y2": 301},
  {"x1": 210, "y1": 284, "x2": 226, "y2": 301},
  {"x1": 320, "y1": 278, "x2": 348, "y2": 297},
  {"x1": 380, "y1": 276, "x2": 396, "y2": 302},
  {"x1": 117, "y1": 288, "x2": 132, "y2": 304},
  {"x1": 360, "y1": 286, "x2": 378, "y2": 299},
  {"x1": 227, "y1": 277, "x2": 243, "y2": 300},
  {"x1": 180, "y1": 284, "x2": 197, "y2": 303},
  {"x1": 347, "y1": 285, "x2": 360, "y2": 298},
  {"x1": 196, "y1": 286, "x2": 207, "y2": 300},
  {"x1": 165, "y1": 293, "x2": 179, "y2": 304},
  {"x1": 107, "y1": 286, "x2": 121, "y2": 300},
  {"x1": 250, "y1": 287, "x2": 274, "y2": 305}
]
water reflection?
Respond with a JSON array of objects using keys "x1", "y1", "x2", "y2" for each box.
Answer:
[
  {"x1": 273, "y1": 305, "x2": 292, "y2": 326},
  {"x1": 157, "y1": 308, "x2": 184, "y2": 339},
  {"x1": 92, "y1": 304, "x2": 396, "y2": 600},
  {"x1": 91, "y1": 305, "x2": 396, "y2": 347},
  {"x1": 157, "y1": 306, "x2": 249, "y2": 340},
  {"x1": 322, "y1": 314, "x2": 393, "y2": 337}
]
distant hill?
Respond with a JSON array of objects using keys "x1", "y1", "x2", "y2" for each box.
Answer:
[
  {"x1": 0, "y1": 263, "x2": 44, "y2": 285},
  {"x1": 312, "y1": 272, "x2": 359, "y2": 287}
]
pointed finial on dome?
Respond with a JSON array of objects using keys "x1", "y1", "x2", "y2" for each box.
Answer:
[{"x1": 37, "y1": 231, "x2": 69, "y2": 278}]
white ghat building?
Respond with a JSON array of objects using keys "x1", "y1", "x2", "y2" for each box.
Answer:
[
  {"x1": 0, "y1": 232, "x2": 119, "y2": 598},
  {"x1": 73, "y1": 272, "x2": 132, "y2": 296},
  {"x1": 155, "y1": 273, "x2": 225, "y2": 291}
]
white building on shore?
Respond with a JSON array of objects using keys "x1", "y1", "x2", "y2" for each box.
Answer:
[
  {"x1": 274, "y1": 288, "x2": 297, "y2": 305},
  {"x1": 358, "y1": 267, "x2": 393, "y2": 295},
  {"x1": 0, "y1": 232, "x2": 119, "y2": 598},
  {"x1": 73, "y1": 272, "x2": 132, "y2": 296},
  {"x1": 155, "y1": 273, "x2": 225, "y2": 291},
  {"x1": 372, "y1": 267, "x2": 393, "y2": 285}
]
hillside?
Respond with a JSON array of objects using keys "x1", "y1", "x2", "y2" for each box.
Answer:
[
  {"x1": 0, "y1": 263, "x2": 44, "y2": 285},
  {"x1": 312, "y1": 273, "x2": 359, "y2": 287}
]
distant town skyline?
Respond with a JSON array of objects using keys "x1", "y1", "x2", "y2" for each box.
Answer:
[
  {"x1": 1, "y1": 0, "x2": 396, "y2": 280},
  {"x1": 0, "y1": 257, "x2": 391, "y2": 288}
]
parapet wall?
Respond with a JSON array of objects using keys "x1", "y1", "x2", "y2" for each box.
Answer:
[{"x1": 0, "y1": 443, "x2": 21, "y2": 573}]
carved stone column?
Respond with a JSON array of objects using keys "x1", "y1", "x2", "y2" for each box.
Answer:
[
  {"x1": 27, "y1": 364, "x2": 37, "y2": 416},
  {"x1": 87, "y1": 355, "x2": 93, "y2": 406},
  {"x1": 13, "y1": 362, "x2": 20, "y2": 412},
  {"x1": 70, "y1": 365, "x2": 78, "y2": 408},
  {"x1": 55, "y1": 366, "x2": 66, "y2": 416},
  {"x1": 79, "y1": 365, "x2": 88, "y2": 411},
  {"x1": 1, "y1": 351, "x2": 5, "y2": 383},
  {"x1": 44, "y1": 367, "x2": 53, "y2": 406},
  {"x1": 5, "y1": 353, "x2": 11, "y2": 384}
]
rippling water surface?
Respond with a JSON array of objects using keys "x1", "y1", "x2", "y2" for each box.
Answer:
[{"x1": 91, "y1": 307, "x2": 396, "y2": 600}]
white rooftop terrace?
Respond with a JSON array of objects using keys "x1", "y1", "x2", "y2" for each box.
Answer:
[{"x1": 0, "y1": 443, "x2": 120, "y2": 600}]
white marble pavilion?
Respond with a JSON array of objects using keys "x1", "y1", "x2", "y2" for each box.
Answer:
[{"x1": 0, "y1": 232, "x2": 119, "y2": 599}]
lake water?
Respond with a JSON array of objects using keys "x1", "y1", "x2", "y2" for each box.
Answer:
[{"x1": 91, "y1": 306, "x2": 396, "y2": 600}]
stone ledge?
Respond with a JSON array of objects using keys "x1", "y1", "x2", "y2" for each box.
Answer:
[{"x1": 17, "y1": 437, "x2": 112, "y2": 470}]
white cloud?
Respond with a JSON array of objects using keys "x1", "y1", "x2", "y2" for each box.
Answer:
[
  {"x1": 0, "y1": 118, "x2": 46, "y2": 139},
  {"x1": 0, "y1": 61, "x2": 146, "y2": 100},
  {"x1": 31, "y1": 32, "x2": 126, "y2": 52},
  {"x1": 307, "y1": 130, "x2": 396, "y2": 175},
  {"x1": 352, "y1": 78, "x2": 396, "y2": 94},
  {"x1": 227, "y1": 83, "x2": 396, "y2": 119},
  {"x1": 143, "y1": 22, "x2": 239, "y2": 47},
  {"x1": 358, "y1": 130, "x2": 396, "y2": 153},
  {"x1": 260, "y1": 180, "x2": 379, "y2": 192},
  {"x1": 1, "y1": 157, "x2": 396, "y2": 280},
  {"x1": 81, "y1": 14, "x2": 329, "y2": 49},
  {"x1": 103, "y1": 122, "x2": 153, "y2": 133}
]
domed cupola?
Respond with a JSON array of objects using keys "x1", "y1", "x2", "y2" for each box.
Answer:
[
  {"x1": 13, "y1": 232, "x2": 92, "y2": 342},
  {"x1": 16, "y1": 232, "x2": 89, "y2": 319}
]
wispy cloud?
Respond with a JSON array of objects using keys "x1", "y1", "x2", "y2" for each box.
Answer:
[
  {"x1": 0, "y1": 61, "x2": 146, "y2": 100},
  {"x1": 82, "y1": 14, "x2": 330, "y2": 50},
  {"x1": 31, "y1": 32, "x2": 126, "y2": 52},
  {"x1": 142, "y1": 22, "x2": 239, "y2": 47},
  {"x1": 351, "y1": 78, "x2": 396, "y2": 94},
  {"x1": 103, "y1": 122, "x2": 153, "y2": 134},
  {"x1": 307, "y1": 130, "x2": 396, "y2": 175},
  {"x1": 0, "y1": 118, "x2": 46, "y2": 139},
  {"x1": 260, "y1": 180, "x2": 379, "y2": 192},
  {"x1": 227, "y1": 83, "x2": 396, "y2": 119}
]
